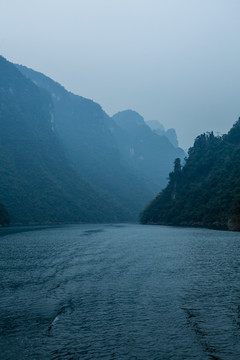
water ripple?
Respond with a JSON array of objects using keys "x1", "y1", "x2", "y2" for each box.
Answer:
[{"x1": 0, "y1": 224, "x2": 240, "y2": 359}]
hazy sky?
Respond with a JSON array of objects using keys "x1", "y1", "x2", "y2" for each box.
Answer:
[{"x1": 1, "y1": 0, "x2": 240, "y2": 148}]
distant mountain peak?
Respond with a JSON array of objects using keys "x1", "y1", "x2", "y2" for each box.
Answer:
[
  {"x1": 113, "y1": 110, "x2": 145, "y2": 126},
  {"x1": 146, "y1": 120, "x2": 165, "y2": 132},
  {"x1": 146, "y1": 120, "x2": 179, "y2": 148}
]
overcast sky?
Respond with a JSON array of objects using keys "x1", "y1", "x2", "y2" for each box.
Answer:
[{"x1": 1, "y1": 0, "x2": 240, "y2": 148}]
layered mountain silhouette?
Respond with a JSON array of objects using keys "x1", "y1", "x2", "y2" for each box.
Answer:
[
  {"x1": 0, "y1": 56, "x2": 131, "y2": 224},
  {"x1": 16, "y1": 63, "x2": 185, "y2": 221},
  {"x1": 147, "y1": 120, "x2": 179, "y2": 148},
  {"x1": 112, "y1": 110, "x2": 185, "y2": 195},
  {"x1": 0, "y1": 55, "x2": 185, "y2": 224}
]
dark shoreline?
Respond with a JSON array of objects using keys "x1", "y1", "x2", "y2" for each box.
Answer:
[
  {"x1": 0, "y1": 224, "x2": 64, "y2": 238},
  {"x1": 2, "y1": 221, "x2": 239, "y2": 238},
  {"x1": 141, "y1": 221, "x2": 234, "y2": 232}
]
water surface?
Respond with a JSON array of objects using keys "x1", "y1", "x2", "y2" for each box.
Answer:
[{"x1": 0, "y1": 224, "x2": 240, "y2": 359}]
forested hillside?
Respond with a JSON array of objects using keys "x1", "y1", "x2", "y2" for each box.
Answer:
[
  {"x1": 17, "y1": 65, "x2": 185, "y2": 217},
  {"x1": 141, "y1": 119, "x2": 240, "y2": 230},
  {"x1": 0, "y1": 56, "x2": 129, "y2": 224}
]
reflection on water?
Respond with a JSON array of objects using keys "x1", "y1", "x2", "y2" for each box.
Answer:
[{"x1": 0, "y1": 224, "x2": 240, "y2": 359}]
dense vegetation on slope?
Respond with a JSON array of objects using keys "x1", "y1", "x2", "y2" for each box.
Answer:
[
  {"x1": 0, "y1": 55, "x2": 129, "y2": 224},
  {"x1": 141, "y1": 119, "x2": 240, "y2": 230},
  {"x1": 17, "y1": 65, "x2": 185, "y2": 217}
]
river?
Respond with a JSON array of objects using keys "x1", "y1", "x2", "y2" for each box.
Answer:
[{"x1": 0, "y1": 224, "x2": 240, "y2": 359}]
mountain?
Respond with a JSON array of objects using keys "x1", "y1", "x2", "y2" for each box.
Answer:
[
  {"x1": 140, "y1": 119, "x2": 240, "y2": 230},
  {"x1": 0, "y1": 55, "x2": 130, "y2": 224},
  {"x1": 13, "y1": 61, "x2": 186, "y2": 223},
  {"x1": 147, "y1": 120, "x2": 178, "y2": 147},
  {"x1": 112, "y1": 110, "x2": 186, "y2": 195},
  {"x1": 17, "y1": 65, "x2": 185, "y2": 217}
]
